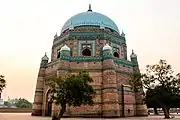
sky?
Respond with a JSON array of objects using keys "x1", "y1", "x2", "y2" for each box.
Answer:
[{"x1": 0, "y1": 0, "x2": 180, "y2": 102}]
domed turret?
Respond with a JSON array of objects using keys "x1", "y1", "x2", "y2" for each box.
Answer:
[
  {"x1": 60, "y1": 44, "x2": 71, "y2": 58},
  {"x1": 130, "y1": 50, "x2": 138, "y2": 63},
  {"x1": 103, "y1": 43, "x2": 112, "y2": 51},
  {"x1": 130, "y1": 50, "x2": 137, "y2": 58},
  {"x1": 41, "y1": 53, "x2": 49, "y2": 61},
  {"x1": 103, "y1": 43, "x2": 113, "y2": 59},
  {"x1": 60, "y1": 44, "x2": 71, "y2": 51},
  {"x1": 41, "y1": 53, "x2": 49, "y2": 68}
]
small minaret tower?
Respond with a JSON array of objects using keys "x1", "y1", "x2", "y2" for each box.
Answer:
[
  {"x1": 51, "y1": 45, "x2": 71, "y2": 116},
  {"x1": 130, "y1": 50, "x2": 148, "y2": 116},
  {"x1": 54, "y1": 33, "x2": 58, "y2": 39},
  {"x1": 121, "y1": 30, "x2": 125, "y2": 38},
  {"x1": 32, "y1": 53, "x2": 49, "y2": 116},
  {"x1": 130, "y1": 50, "x2": 138, "y2": 64}
]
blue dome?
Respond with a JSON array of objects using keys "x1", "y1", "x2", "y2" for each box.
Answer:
[{"x1": 61, "y1": 11, "x2": 120, "y2": 33}]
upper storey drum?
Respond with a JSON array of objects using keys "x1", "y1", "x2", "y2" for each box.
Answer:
[{"x1": 52, "y1": 5, "x2": 127, "y2": 61}]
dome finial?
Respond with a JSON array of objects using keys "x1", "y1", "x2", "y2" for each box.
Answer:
[{"x1": 88, "y1": 4, "x2": 92, "y2": 12}]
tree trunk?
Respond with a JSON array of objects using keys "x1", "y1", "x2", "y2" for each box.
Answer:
[
  {"x1": 162, "y1": 107, "x2": 170, "y2": 119},
  {"x1": 168, "y1": 108, "x2": 170, "y2": 115},
  {"x1": 57, "y1": 104, "x2": 66, "y2": 120},
  {"x1": 155, "y1": 98, "x2": 170, "y2": 119},
  {"x1": 154, "y1": 108, "x2": 159, "y2": 115}
]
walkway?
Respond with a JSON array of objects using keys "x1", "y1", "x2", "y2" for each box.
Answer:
[{"x1": 0, "y1": 113, "x2": 180, "y2": 120}]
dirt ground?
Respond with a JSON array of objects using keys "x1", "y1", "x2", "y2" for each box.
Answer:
[{"x1": 0, "y1": 113, "x2": 180, "y2": 120}]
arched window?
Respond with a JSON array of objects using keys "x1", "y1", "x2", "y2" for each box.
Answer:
[
  {"x1": 82, "y1": 48, "x2": 91, "y2": 56},
  {"x1": 113, "y1": 52, "x2": 119, "y2": 58},
  {"x1": 57, "y1": 52, "x2": 60, "y2": 58},
  {"x1": 57, "y1": 49, "x2": 60, "y2": 58}
]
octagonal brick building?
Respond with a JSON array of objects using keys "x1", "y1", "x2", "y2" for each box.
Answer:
[{"x1": 32, "y1": 5, "x2": 148, "y2": 117}]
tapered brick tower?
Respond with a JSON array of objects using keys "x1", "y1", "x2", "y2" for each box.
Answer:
[
  {"x1": 130, "y1": 51, "x2": 148, "y2": 116},
  {"x1": 32, "y1": 54, "x2": 49, "y2": 116},
  {"x1": 102, "y1": 44, "x2": 120, "y2": 117}
]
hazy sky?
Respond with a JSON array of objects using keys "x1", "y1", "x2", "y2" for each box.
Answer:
[{"x1": 0, "y1": 0, "x2": 180, "y2": 102}]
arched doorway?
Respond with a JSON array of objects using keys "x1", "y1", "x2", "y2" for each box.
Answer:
[
  {"x1": 45, "y1": 90, "x2": 53, "y2": 116},
  {"x1": 113, "y1": 52, "x2": 119, "y2": 58},
  {"x1": 82, "y1": 48, "x2": 91, "y2": 56}
]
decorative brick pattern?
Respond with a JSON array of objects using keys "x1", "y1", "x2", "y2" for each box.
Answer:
[{"x1": 32, "y1": 26, "x2": 148, "y2": 117}]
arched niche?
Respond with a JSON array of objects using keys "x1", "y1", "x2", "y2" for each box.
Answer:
[
  {"x1": 45, "y1": 89, "x2": 53, "y2": 116},
  {"x1": 113, "y1": 52, "x2": 119, "y2": 58},
  {"x1": 82, "y1": 48, "x2": 91, "y2": 56}
]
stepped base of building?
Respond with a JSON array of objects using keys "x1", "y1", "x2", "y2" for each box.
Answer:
[
  {"x1": 31, "y1": 109, "x2": 42, "y2": 116},
  {"x1": 50, "y1": 115, "x2": 148, "y2": 118},
  {"x1": 136, "y1": 110, "x2": 148, "y2": 116},
  {"x1": 49, "y1": 110, "x2": 148, "y2": 118}
]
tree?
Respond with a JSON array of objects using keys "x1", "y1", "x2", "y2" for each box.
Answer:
[
  {"x1": 145, "y1": 89, "x2": 161, "y2": 115},
  {"x1": 4, "y1": 98, "x2": 32, "y2": 108},
  {"x1": 0, "y1": 75, "x2": 6, "y2": 92},
  {"x1": 14, "y1": 98, "x2": 32, "y2": 108},
  {"x1": 4, "y1": 101, "x2": 11, "y2": 107},
  {"x1": 141, "y1": 60, "x2": 180, "y2": 119},
  {"x1": 129, "y1": 72, "x2": 143, "y2": 92},
  {"x1": 50, "y1": 71, "x2": 95, "y2": 120},
  {"x1": 153, "y1": 108, "x2": 159, "y2": 115}
]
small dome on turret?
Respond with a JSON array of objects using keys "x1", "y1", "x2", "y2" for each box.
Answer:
[
  {"x1": 130, "y1": 50, "x2": 137, "y2": 58},
  {"x1": 41, "y1": 53, "x2": 49, "y2": 61},
  {"x1": 60, "y1": 44, "x2": 70, "y2": 51},
  {"x1": 103, "y1": 43, "x2": 112, "y2": 51}
]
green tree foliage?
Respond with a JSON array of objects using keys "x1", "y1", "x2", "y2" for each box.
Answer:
[
  {"x1": 4, "y1": 101, "x2": 11, "y2": 107},
  {"x1": 50, "y1": 71, "x2": 95, "y2": 120},
  {"x1": 141, "y1": 60, "x2": 180, "y2": 118},
  {"x1": 129, "y1": 72, "x2": 143, "y2": 92},
  {"x1": 4, "y1": 98, "x2": 32, "y2": 108},
  {"x1": 0, "y1": 75, "x2": 6, "y2": 92},
  {"x1": 14, "y1": 98, "x2": 32, "y2": 108}
]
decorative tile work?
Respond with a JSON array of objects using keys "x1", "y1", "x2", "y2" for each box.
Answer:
[
  {"x1": 78, "y1": 40, "x2": 96, "y2": 56},
  {"x1": 33, "y1": 26, "x2": 147, "y2": 118},
  {"x1": 53, "y1": 30, "x2": 126, "y2": 49},
  {"x1": 72, "y1": 39, "x2": 77, "y2": 56}
]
